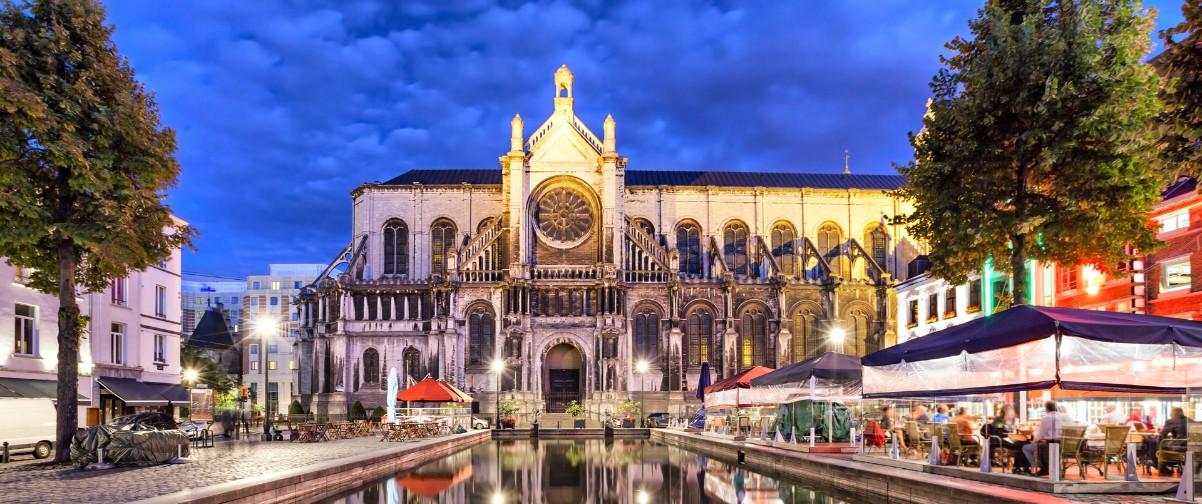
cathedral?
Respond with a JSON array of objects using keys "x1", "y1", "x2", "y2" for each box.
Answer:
[{"x1": 296, "y1": 66, "x2": 919, "y2": 417}]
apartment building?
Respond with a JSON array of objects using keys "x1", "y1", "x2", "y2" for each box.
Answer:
[
  {"x1": 241, "y1": 264, "x2": 324, "y2": 416},
  {"x1": 182, "y1": 274, "x2": 245, "y2": 337}
]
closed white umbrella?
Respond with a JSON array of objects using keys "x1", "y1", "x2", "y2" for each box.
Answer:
[{"x1": 387, "y1": 367, "x2": 398, "y2": 424}]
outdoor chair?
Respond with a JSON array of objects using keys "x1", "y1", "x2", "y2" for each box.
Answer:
[
  {"x1": 1059, "y1": 426, "x2": 1088, "y2": 479},
  {"x1": 1095, "y1": 425, "x2": 1131, "y2": 478},
  {"x1": 945, "y1": 425, "x2": 980, "y2": 467},
  {"x1": 905, "y1": 422, "x2": 931, "y2": 459},
  {"x1": 862, "y1": 419, "x2": 886, "y2": 452}
]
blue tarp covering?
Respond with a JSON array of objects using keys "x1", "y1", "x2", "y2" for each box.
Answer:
[{"x1": 863, "y1": 304, "x2": 1202, "y2": 367}]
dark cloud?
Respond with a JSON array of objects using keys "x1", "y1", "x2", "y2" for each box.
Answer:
[{"x1": 101, "y1": 0, "x2": 1185, "y2": 277}]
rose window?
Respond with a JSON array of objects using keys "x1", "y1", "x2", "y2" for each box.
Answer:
[{"x1": 535, "y1": 188, "x2": 593, "y2": 245}]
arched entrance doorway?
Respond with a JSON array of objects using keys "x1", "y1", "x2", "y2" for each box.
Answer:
[{"x1": 543, "y1": 343, "x2": 584, "y2": 412}]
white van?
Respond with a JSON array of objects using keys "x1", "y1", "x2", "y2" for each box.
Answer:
[{"x1": 0, "y1": 398, "x2": 57, "y2": 458}]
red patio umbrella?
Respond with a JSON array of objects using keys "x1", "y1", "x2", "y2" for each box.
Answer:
[
  {"x1": 705, "y1": 366, "x2": 774, "y2": 394},
  {"x1": 397, "y1": 376, "x2": 474, "y2": 402}
]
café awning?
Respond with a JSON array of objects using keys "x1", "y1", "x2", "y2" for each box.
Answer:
[
  {"x1": 862, "y1": 304, "x2": 1202, "y2": 398},
  {"x1": 397, "y1": 376, "x2": 474, "y2": 402},
  {"x1": 0, "y1": 377, "x2": 90, "y2": 403},
  {"x1": 749, "y1": 352, "x2": 862, "y2": 403},
  {"x1": 98, "y1": 377, "x2": 189, "y2": 406}
]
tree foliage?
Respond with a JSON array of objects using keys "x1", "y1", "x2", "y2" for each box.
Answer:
[
  {"x1": 180, "y1": 346, "x2": 239, "y2": 395},
  {"x1": 0, "y1": 0, "x2": 194, "y2": 462},
  {"x1": 1157, "y1": 0, "x2": 1202, "y2": 178},
  {"x1": 895, "y1": 0, "x2": 1163, "y2": 303}
]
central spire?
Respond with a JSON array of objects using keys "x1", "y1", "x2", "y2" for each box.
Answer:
[{"x1": 554, "y1": 64, "x2": 574, "y2": 114}]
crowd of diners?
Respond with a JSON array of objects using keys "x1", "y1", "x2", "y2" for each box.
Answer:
[{"x1": 876, "y1": 399, "x2": 1196, "y2": 478}]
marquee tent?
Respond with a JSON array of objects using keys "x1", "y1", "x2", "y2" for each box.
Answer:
[
  {"x1": 862, "y1": 304, "x2": 1202, "y2": 399},
  {"x1": 750, "y1": 352, "x2": 861, "y2": 402},
  {"x1": 704, "y1": 366, "x2": 774, "y2": 409}
]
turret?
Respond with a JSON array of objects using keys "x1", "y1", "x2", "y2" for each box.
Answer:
[
  {"x1": 510, "y1": 114, "x2": 524, "y2": 153},
  {"x1": 603, "y1": 114, "x2": 616, "y2": 154}
]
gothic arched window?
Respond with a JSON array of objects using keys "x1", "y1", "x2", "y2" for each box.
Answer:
[
  {"x1": 430, "y1": 219, "x2": 457, "y2": 276},
  {"x1": 468, "y1": 305, "x2": 495, "y2": 366},
  {"x1": 686, "y1": 309, "x2": 715, "y2": 366},
  {"x1": 362, "y1": 348, "x2": 379, "y2": 384},
  {"x1": 382, "y1": 219, "x2": 409, "y2": 275},
  {"x1": 817, "y1": 222, "x2": 842, "y2": 258},
  {"x1": 865, "y1": 223, "x2": 889, "y2": 277},
  {"x1": 632, "y1": 309, "x2": 660, "y2": 363},
  {"x1": 676, "y1": 221, "x2": 703, "y2": 277},
  {"x1": 770, "y1": 222, "x2": 796, "y2": 276},
  {"x1": 723, "y1": 221, "x2": 749, "y2": 276},
  {"x1": 739, "y1": 306, "x2": 771, "y2": 369},
  {"x1": 846, "y1": 306, "x2": 874, "y2": 356},
  {"x1": 792, "y1": 304, "x2": 823, "y2": 362},
  {"x1": 403, "y1": 347, "x2": 422, "y2": 383}
]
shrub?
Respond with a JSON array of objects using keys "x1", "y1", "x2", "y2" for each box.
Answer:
[
  {"x1": 565, "y1": 400, "x2": 584, "y2": 418},
  {"x1": 288, "y1": 399, "x2": 304, "y2": 415},
  {"x1": 498, "y1": 399, "x2": 521, "y2": 417},
  {"x1": 371, "y1": 405, "x2": 387, "y2": 420},
  {"x1": 350, "y1": 400, "x2": 366, "y2": 420}
]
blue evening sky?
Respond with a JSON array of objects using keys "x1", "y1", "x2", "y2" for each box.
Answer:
[{"x1": 100, "y1": 1, "x2": 1185, "y2": 278}]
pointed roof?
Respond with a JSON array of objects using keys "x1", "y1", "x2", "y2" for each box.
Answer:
[{"x1": 186, "y1": 307, "x2": 236, "y2": 350}]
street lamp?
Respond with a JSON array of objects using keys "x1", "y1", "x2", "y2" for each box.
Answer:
[
  {"x1": 491, "y1": 359, "x2": 505, "y2": 429},
  {"x1": 828, "y1": 327, "x2": 846, "y2": 354},
  {"x1": 636, "y1": 359, "x2": 649, "y2": 428},
  {"x1": 182, "y1": 368, "x2": 199, "y2": 386},
  {"x1": 255, "y1": 316, "x2": 279, "y2": 441}
]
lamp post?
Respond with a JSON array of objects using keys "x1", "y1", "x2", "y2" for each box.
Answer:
[
  {"x1": 636, "y1": 360, "x2": 649, "y2": 428},
  {"x1": 256, "y1": 317, "x2": 279, "y2": 441},
  {"x1": 491, "y1": 359, "x2": 505, "y2": 429},
  {"x1": 829, "y1": 327, "x2": 846, "y2": 354}
]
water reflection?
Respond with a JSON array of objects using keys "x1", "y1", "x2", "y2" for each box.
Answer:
[{"x1": 316, "y1": 439, "x2": 872, "y2": 504}]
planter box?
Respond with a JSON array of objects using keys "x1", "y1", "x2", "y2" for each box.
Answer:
[
  {"x1": 622, "y1": 419, "x2": 635, "y2": 428},
  {"x1": 574, "y1": 419, "x2": 586, "y2": 429}
]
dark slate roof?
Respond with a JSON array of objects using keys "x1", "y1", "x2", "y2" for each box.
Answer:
[
  {"x1": 1162, "y1": 176, "x2": 1197, "y2": 200},
  {"x1": 186, "y1": 308, "x2": 235, "y2": 350},
  {"x1": 382, "y1": 169, "x2": 905, "y2": 190}
]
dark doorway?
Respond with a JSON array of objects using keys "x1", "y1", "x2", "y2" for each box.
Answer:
[{"x1": 546, "y1": 369, "x2": 580, "y2": 412}]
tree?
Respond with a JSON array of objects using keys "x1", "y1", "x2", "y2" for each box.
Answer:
[
  {"x1": 1157, "y1": 0, "x2": 1202, "y2": 178},
  {"x1": 180, "y1": 346, "x2": 239, "y2": 395},
  {"x1": 0, "y1": 1, "x2": 193, "y2": 462},
  {"x1": 896, "y1": 0, "x2": 1163, "y2": 304}
]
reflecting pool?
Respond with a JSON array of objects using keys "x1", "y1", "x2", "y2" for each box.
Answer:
[{"x1": 313, "y1": 439, "x2": 877, "y2": 503}]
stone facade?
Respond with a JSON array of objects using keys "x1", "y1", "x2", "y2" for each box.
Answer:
[{"x1": 298, "y1": 66, "x2": 919, "y2": 417}]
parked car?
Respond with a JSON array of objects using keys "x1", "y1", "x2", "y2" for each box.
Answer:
[
  {"x1": 0, "y1": 398, "x2": 57, "y2": 459},
  {"x1": 177, "y1": 421, "x2": 205, "y2": 440},
  {"x1": 645, "y1": 412, "x2": 670, "y2": 428},
  {"x1": 471, "y1": 416, "x2": 490, "y2": 429}
]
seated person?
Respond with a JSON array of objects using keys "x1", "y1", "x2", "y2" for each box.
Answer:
[
  {"x1": 1161, "y1": 407, "x2": 1189, "y2": 440},
  {"x1": 1100, "y1": 404, "x2": 1127, "y2": 426},
  {"x1": 931, "y1": 404, "x2": 951, "y2": 423},
  {"x1": 880, "y1": 405, "x2": 907, "y2": 449},
  {"x1": 912, "y1": 404, "x2": 931, "y2": 425},
  {"x1": 951, "y1": 407, "x2": 978, "y2": 445},
  {"x1": 1022, "y1": 401, "x2": 1063, "y2": 476}
]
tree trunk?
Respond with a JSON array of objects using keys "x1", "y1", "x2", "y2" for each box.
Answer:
[
  {"x1": 53, "y1": 240, "x2": 80, "y2": 464},
  {"x1": 1010, "y1": 233, "x2": 1030, "y2": 306}
]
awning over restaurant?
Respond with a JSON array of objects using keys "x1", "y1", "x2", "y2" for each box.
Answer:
[
  {"x1": 704, "y1": 366, "x2": 775, "y2": 409},
  {"x1": 0, "y1": 377, "x2": 89, "y2": 403},
  {"x1": 97, "y1": 377, "x2": 188, "y2": 406},
  {"x1": 396, "y1": 376, "x2": 474, "y2": 402},
  {"x1": 862, "y1": 304, "x2": 1202, "y2": 398}
]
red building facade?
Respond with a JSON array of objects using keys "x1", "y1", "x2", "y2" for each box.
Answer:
[{"x1": 1145, "y1": 177, "x2": 1202, "y2": 320}]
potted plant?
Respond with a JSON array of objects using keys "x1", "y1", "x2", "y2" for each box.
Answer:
[
  {"x1": 498, "y1": 399, "x2": 520, "y2": 429},
  {"x1": 566, "y1": 400, "x2": 586, "y2": 428},
  {"x1": 617, "y1": 400, "x2": 640, "y2": 428}
]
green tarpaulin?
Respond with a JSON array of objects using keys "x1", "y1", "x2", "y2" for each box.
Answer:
[{"x1": 770, "y1": 399, "x2": 851, "y2": 442}]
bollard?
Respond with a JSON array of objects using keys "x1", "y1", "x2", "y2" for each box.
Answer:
[
  {"x1": 928, "y1": 434, "x2": 941, "y2": 466},
  {"x1": 2, "y1": 442, "x2": 8, "y2": 464},
  {"x1": 980, "y1": 437, "x2": 991, "y2": 472},
  {"x1": 791, "y1": 426, "x2": 799, "y2": 446},
  {"x1": 889, "y1": 433, "x2": 900, "y2": 460},
  {"x1": 774, "y1": 429, "x2": 784, "y2": 444},
  {"x1": 98, "y1": 447, "x2": 105, "y2": 465},
  {"x1": 809, "y1": 427, "x2": 816, "y2": 448},
  {"x1": 849, "y1": 427, "x2": 856, "y2": 449},
  {"x1": 737, "y1": 449, "x2": 745, "y2": 465},
  {"x1": 1049, "y1": 443, "x2": 1061, "y2": 482},
  {"x1": 1125, "y1": 443, "x2": 1139, "y2": 482},
  {"x1": 1177, "y1": 451, "x2": 1195, "y2": 502}
]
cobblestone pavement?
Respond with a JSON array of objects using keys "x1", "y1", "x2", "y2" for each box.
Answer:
[{"x1": 0, "y1": 434, "x2": 403, "y2": 504}]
